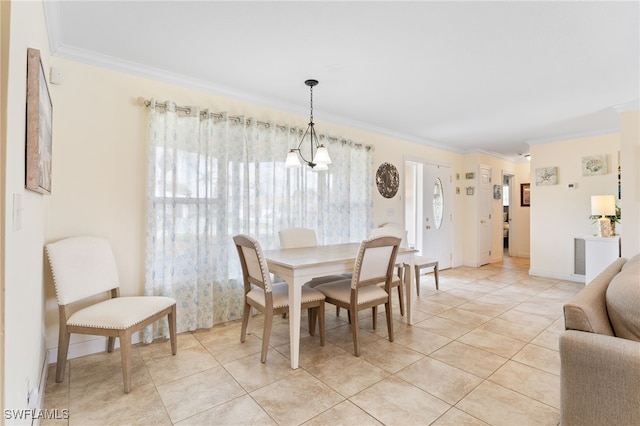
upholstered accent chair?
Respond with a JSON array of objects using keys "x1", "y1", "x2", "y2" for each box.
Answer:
[
  {"x1": 46, "y1": 236, "x2": 177, "y2": 393},
  {"x1": 233, "y1": 234, "x2": 326, "y2": 362},
  {"x1": 315, "y1": 236, "x2": 401, "y2": 356}
]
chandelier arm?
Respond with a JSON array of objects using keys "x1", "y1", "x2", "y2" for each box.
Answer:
[{"x1": 294, "y1": 124, "x2": 314, "y2": 166}]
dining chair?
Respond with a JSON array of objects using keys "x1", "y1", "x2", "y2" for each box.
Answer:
[
  {"x1": 315, "y1": 236, "x2": 401, "y2": 356},
  {"x1": 369, "y1": 227, "x2": 406, "y2": 315},
  {"x1": 278, "y1": 227, "x2": 349, "y2": 286},
  {"x1": 379, "y1": 222, "x2": 439, "y2": 294},
  {"x1": 233, "y1": 234, "x2": 326, "y2": 362},
  {"x1": 279, "y1": 227, "x2": 349, "y2": 319},
  {"x1": 413, "y1": 256, "x2": 440, "y2": 293},
  {"x1": 45, "y1": 236, "x2": 177, "y2": 393}
]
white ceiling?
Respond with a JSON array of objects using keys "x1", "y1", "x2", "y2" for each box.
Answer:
[{"x1": 44, "y1": 1, "x2": 640, "y2": 160}]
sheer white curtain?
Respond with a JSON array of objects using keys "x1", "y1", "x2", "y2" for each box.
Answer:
[{"x1": 143, "y1": 100, "x2": 374, "y2": 340}]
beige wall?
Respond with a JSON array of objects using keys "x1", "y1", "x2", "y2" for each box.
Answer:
[
  {"x1": 620, "y1": 110, "x2": 639, "y2": 256},
  {"x1": 529, "y1": 133, "x2": 620, "y2": 280},
  {"x1": 4, "y1": 0, "x2": 51, "y2": 416}
]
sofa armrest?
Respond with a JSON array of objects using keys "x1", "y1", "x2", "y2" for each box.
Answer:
[
  {"x1": 563, "y1": 257, "x2": 626, "y2": 335},
  {"x1": 559, "y1": 330, "x2": 640, "y2": 426}
]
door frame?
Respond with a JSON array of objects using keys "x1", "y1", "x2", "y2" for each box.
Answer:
[{"x1": 403, "y1": 155, "x2": 453, "y2": 269}]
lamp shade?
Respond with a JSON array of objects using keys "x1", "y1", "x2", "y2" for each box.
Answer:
[
  {"x1": 591, "y1": 195, "x2": 616, "y2": 216},
  {"x1": 285, "y1": 150, "x2": 302, "y2": 168},
  {"x1": 314, "y1": 145, "x2": 332, "y2": 165}
]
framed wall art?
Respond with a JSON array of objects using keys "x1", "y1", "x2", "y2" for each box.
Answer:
[
  {"x1": 535, "y1": 167, "x2": 558, "y2": 186},
  {"x1": 493, "y1": 184, "x2": 502, "y2": 199},
  {"x1": 520, "y1": 183, "x2": 530, "y2": 207},
  {"x1": 581, "y1": 155, "x2": 607, "y2": 176},
  {"x1": 25, "y1": 48, "x2": 53, "y2": 194}
]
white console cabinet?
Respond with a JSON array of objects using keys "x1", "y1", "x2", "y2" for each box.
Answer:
[{"x1": 584, "y1": 235, "x2": 621, "y2": 284}]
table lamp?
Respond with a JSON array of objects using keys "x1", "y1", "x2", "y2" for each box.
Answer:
[{"x1": 591, "y1": 195, "x2": 616, "y2": 237}]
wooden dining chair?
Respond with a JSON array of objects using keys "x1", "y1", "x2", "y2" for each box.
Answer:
[
  {"x1": 278, "y1": 227, "x2": 349, "y2": 286},
  {"x1": 45, "y1": 236, "x2": 177, "y2": 393},
  {"x1": 369, "y1": 227, "x2": 407, "y2": 316},
  {"x1": 379, "y1": 222, "x2": 439, "y2": 294},
  {"x1": 279, "y1": 227, "x2": 349, "y2": 319},
  {"x1": 314, "y1": 236, "x2": 401, "y2": 356},
  {"x1": 233, "y1": 234, "x2": 326, "y2": 362}
]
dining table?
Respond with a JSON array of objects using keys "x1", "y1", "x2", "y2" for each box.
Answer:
[{"x1": 263, "y1": 242, "x2": 417, "y2": 369}]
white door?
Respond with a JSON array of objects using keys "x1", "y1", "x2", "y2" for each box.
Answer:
[
  {"x1": 422, "y1": 164, "x2": 452, "y2": 269},
  {"x1": 478, "y1": 165, "x2": 492, "y2": 266}
]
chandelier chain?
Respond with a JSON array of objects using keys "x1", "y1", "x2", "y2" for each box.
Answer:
[{"x1": 309, "y1": 84, "x2": 314, "y2": 123}]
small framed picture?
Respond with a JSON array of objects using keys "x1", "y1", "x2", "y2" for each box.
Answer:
[
  {"x1": 520, "y1": 183, "x2": 531, "y2": 207},
  {"x1": 493, "y1": 184, "x2": 502, "y2": 199},
  {"x1": 465, "y1": 172, "x2": 475, "y2": 179},
  {"x1": 25, "y1": 48, "x2": 53, "y2": 194},
  {"x1": 536, "y1": 167, "x2": 558, "y2": 185},
  {"x1": 466, "y1": 187, "x2": 474, "y2": 195},
  {"x1": 582, "y1": 155, "x2": 607, "y2": 176}
]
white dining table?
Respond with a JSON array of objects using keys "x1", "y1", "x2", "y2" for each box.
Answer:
[{"x1": 263, "y1": 242, "x2": 417, "y2": 369}]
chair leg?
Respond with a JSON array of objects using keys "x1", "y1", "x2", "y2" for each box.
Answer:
[
  {"x1": 240, "y1": 302, "x2": 251, "y2": 343},
  {"x1": 56, "y1": 325, "x2": 70, "y2": 383},
  {"x1": 397, "y1": 283, "x2": 405, "y2": 316},
  {"x1": 308, "y1": 307, "x2": 316, "y2": 337},
  {"x1": 119, "y1": 330, "x2": 132, "y2": 393},
  {"x1": 107, "y1": 337, "x2": 116, "y2": 353},
  {"x1": 372, "y1": 306, "x2": 378, "y2": 330},
  {"x1": 397, "y1": 264, "x2": 405, "y2": 316},
  {"x1": 415, "y1": 265, "x2": 421, "y2": 296},
  {"x1": 351, "y1": 309, "x2": 361, "y2": 356},
  {"x1": 434, "y1": 264, "x2": 440, "y2": 290},
  {"x1": 261, "y1": 310, "x2": 274, "y2": 363},
  {"x1": 168, "y1": 304, "x2": 177, "y2": 355},
  {"x1": 318, "y1": 302, "x2": 325, "y2": 346},
  {"x1": 385, "y1": 301, "x2": 394, "y2": 342},
  {"x1": 336, "y1": 306, "x2": 341, "y2": 317}
]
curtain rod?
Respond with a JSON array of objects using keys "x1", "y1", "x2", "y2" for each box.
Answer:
[{"x1": 137, "y1": 96, "x2": 372, "y2": 149}]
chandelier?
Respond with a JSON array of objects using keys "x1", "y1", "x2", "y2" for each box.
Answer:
[{"x1": 285, "y1": 79, "x2": 332, "y2": 170}]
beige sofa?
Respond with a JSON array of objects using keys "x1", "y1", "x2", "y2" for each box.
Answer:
[{"x1": 560, "y1": 254, "x2": 640, "y2": 426}]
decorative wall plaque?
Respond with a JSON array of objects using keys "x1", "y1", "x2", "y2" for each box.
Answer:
[{"x1": 376, "y1": 162, "x2": 399, "y2": 198}]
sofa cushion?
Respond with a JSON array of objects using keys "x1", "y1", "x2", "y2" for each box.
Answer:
[
  {"x1": 563, "y1": 258, "x2": 627, "y2": 335},
  {"x1": 621, "y1": 253, "x2": 640, "y2": 270},
  {"x1": 606, "y1": 257, "x2": 640, "y2": 341}
]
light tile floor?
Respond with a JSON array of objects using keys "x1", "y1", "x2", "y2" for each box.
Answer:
[{"x1": 43, "y1": 255, "x2": 582, "y2": 425}]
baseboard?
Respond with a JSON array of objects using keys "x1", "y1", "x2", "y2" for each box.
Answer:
[
  {"x1": 47, "y1": 331, "x2": 142, "y2": 365},
  {"x1": 30, "y1": 349, "x2": 49, "y2": 426},
  {"x1": 529, "y1": 268, "x2": 585, "y2": 283}
]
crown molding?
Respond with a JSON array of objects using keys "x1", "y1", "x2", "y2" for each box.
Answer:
[
  {"x1": 43, "y1": 0, "x2": 62, "y2": 55},
  {"x1": 526, "y1": 127, "x2": 620, "y2": 146},
  {"x1": 612, "y1": 99, "x2": 639, "y2": 113}
]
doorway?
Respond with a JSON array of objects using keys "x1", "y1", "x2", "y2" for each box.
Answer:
[
  {"x1": 503, "y1": 173, "x2": 515, "y2": 257},
  {"x1": 404, "y1": 160, "x2": 452, "y2": 269}
]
